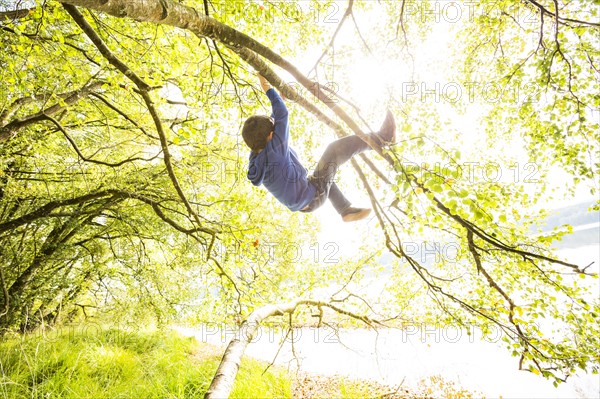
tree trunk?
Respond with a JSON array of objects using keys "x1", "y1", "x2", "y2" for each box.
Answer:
[
  {"x1": 204, "y1": 298, "x2": 378, "y2": 398},
  {"x1": 204, "y1": 300, "x2": 300, "y2": 399}
]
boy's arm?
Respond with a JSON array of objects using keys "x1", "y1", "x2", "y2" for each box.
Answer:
[
  {"x1": 259, "y1": 74, "x2": 287, "y2": 100},
  {"x1": 258, "y1": 74, "x2": 272, "y2": 92},
  {"x1": 258, "y1": 74, "x2": 287, "y2": 120},
  {"x1": 258, "y1": 74, "x2": 289, "y2": 150}
]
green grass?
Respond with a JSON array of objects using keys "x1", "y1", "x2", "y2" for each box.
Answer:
[{"x1": 0, "y1": 326, "x2": 291, "y2": 399}]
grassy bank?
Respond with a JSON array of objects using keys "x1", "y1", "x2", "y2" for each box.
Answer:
[
  {"x1": 0, "y1": 326, "x2": 290, "y2": 399},
  {"x1": 0, "y1": 326, "x2": 480, "y2": 398}
]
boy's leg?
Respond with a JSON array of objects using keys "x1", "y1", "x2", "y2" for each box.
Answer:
[
  {"x1": 307, "y1": 179, "x2": 369, "y2": 221},
  {"x1": 307, "y1": 111, "x2": 395, "y2": 220},
  {"x1": 327, "y1": 182, "x2": 352, "y2": 214},
  {"x1": 312, "y1": 135, "x2": 376, "y2": 221},
  {"x1": 313, "y1": 133, "x2": 378, "y2": 184},
  {"x1": 314, "y1": 111, "x2": 396, "y2": 183}
]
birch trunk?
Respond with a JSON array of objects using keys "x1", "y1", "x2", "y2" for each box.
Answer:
[
  {"x1": 204, "y1": 300, "x2": 301, "y2": 399},
  {"x1": 204, "y1": 298, "x2": 377, "y2": 398}
]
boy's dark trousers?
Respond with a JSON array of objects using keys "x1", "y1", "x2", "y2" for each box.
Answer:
[{"x1": 301, "y1": 133, "x2": 380, "y2": 214}]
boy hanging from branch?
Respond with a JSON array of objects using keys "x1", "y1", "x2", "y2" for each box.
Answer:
[{"x1": 242, "y1": 74, "x2": 396, "y2": 222}]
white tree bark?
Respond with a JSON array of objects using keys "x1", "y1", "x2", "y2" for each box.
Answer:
[
  {"x1": 204, "y1": 299, "x2": 378, "y2": 398},
  {"x1": 203, "y1": 302, "x2": 291, "y2": 399}
]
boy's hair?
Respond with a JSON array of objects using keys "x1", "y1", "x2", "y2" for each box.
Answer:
[{"x1": 242, "y1": 115, "x2": 274, "y2": 153}]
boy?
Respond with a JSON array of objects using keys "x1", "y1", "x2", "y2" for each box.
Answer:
[{"x1": 242, "y1": 74, "x2": 396, "y2": 222}]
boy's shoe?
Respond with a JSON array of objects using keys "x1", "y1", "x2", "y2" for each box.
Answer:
[
  {"x1": 376, "y1": 110, "x2": 396, "y2": 146},
  {"x1": 341, "y1": 207, "x2": 372, "y2": 222}
]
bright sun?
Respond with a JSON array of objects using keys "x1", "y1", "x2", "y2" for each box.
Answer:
[{"x1": 344, "y1": 58, "x2": 391, "y2": 110}]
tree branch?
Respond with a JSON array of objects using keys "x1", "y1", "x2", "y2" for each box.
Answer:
[
  {"x1": 0, "y1": 263, "x2": 9, "y2": 319},
  {"x1": 63, "y1": 3, "x2": 217, "y2": 238},
  {"x1": 43, "y1": 114, "x2": 156, "y2": 167},
  {"x1": 525, "y1": 0, "x2": 600, "y2": 28},
  {"x1": 88, "y1": 92, "x2": 156, "y2": 139},
  {"x1": 0, "y1": 7, "x2": 33, "y2": 22},
  {"x1": 204, "y1": 298, "x2": 383, "y2": 399},
  {"x1": 0, "y1": 81, "x2": 103, "y2": 142},
  {"x1": 308, "y1": 0, "x2": 354, "y2": 76},
  {"x1": 0, "y1": 190, "x2": 117, "y2": 233}
]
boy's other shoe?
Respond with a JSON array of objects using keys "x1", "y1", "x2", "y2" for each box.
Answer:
[
  {"x1": 341, "y1": 207, "x2": 371, "y2": 222},
  {"x1": 377, "y1": 110, "x2": 396, "y2": 146}
]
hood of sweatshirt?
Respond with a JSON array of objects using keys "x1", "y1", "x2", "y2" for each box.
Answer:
[{"x1": 247, "y1": 150, "x2": 267, "y2": 186}]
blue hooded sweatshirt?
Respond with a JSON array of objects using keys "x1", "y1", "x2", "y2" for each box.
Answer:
[{"x1": 247, "y1": 88, "x2": 316, "y2": 211}]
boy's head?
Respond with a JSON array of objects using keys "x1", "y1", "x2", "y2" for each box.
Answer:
[{"x1": 242, "y1": 115, "x2": 274, "y2": 153}]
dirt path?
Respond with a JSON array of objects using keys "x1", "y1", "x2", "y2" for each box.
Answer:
[{"x1": 292, "y1": 373, "x2": 418, "y2": 398}]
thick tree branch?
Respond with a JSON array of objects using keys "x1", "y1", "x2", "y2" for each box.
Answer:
[
  {"x1": 0, "y1": 81, "x2": 103, "y2": 142},
  {"x1": 0, "y1": 188, "x2": 216, "y2": 237},
  {"x1": 0, "y1": 94, "x2": 36, "y2": 126},
  {"x1": 0, "y1": 190, "x2": 116, "y2": 233},
  {"x1": 7, "y1": 211, "x2": 92, "y2": 299},
  {"x1": 63, "y1": 7, "x2": 150, "y2": 92},
  {"x1": 63, "y1": 3, "x2": 217, "y2": 237},
  {"x1": 0, "y1": 7, "x2": 33, "y2": 22},
  {"x1": 204, "y1": 298, "x2": 383, "y2": 399}
]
